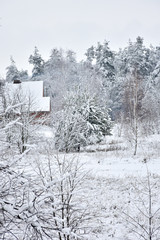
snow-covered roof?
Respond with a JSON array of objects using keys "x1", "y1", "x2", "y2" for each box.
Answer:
[{"x1": 5, "y1": 81, "x2": 50, "y2": 112}]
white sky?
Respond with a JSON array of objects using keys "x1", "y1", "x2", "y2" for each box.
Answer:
[{"x1": 0, "y1": 0, "x2": 160, "y2": 77}]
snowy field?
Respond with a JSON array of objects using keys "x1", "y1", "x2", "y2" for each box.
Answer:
[
  {"x1": 1, "y1": 125, "x2": 160, "y2": 240},
  {"x1": 33, "y1": 126, "x2": 160, "y2": 239}
]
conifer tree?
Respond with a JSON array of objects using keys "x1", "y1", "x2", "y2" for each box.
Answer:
[
  {"x1": 6, "y1": 57, "x2": 20, "y2": 82},
  {"x1": 54, "y1": 89, "x2": 112, "y2": 152},
  {"x1": 29, "y1": 46, "x2": 44, "y2": 78}
]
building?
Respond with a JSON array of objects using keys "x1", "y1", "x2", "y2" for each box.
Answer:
[{"x1": 1, "y1": 80, "x2": 51, "y2": 117}]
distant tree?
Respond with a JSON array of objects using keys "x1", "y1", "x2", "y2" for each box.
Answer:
[
  {"x1": 85, "y1": 45, "x2": 95, "y2": 63},
  {"x1": 111, "y1": 37, "x2": 154, "y2": 120},
  {"x1": 86, "y1": 40, "x2": 115, "y2": 83},
  {"x1": 43, "y1": 48, "x2": 67, "y2": 110},
  {"x1": 45, "y1": 48, "x2": 64, "y2": 77},
  {"x1": 65, "y1": 50, "x2": 78, "y2": 86},
  {"x1": 141, "y1": 73, "x2": 160, "y2": 135},
  {"x1": 117, "y1": 37, "x2": 151, "y2": 78},
  {"x1": 123, "y1": 69, "x2": 145, "y2": 155},
  {"x1": 6, "y1": 57, "x2": 20, "y2": 82},
  {"x1": 85, "y1": 41, "x2": 117, "y2": 119},
  {"x1": 0, "y1": 77, "x2": 5, "y2": 95},
  {"x1": 96, "y1": 40, "x2": 115, "y2": 83},
  {"x1": 29, "y1": 46, "x2": 44, "y2": 79},
  {"x1": 19, "y1": 69, "x2": 29, "y2": 81}
]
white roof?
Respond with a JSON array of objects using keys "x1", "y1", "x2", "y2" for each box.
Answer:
[{"x1": 5, "y1": 81, "x2": 50, "y2": 112}]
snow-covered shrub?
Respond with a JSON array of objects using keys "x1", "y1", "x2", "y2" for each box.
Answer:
[
  {"x1": 54, "y1": 89, "x2": 112, "y2": 152},
  {"x1": 0, "y1": 86, "x2": 46, "y2": 153},
  {"x1": 0, "y1": 148, "x2": 96, "y2": 240},
  {"x1": 32, "y1": 153, "x2": 94, "y2": 240}
]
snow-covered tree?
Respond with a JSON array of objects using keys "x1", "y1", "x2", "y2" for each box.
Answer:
[
  {"x1": 0, "y1": 156, "x2": 29, "y2": 239},
  {"x1": 122, "y1": 69, "x2": 146, "y2": 155},
  {"x1": 116, "y1": 37, "x2": 155, "y2": 80},
  {"x1": 85, "y1": 41, "x2": 117, "y2": 119},
  {"x1": 122, "y1": 163, "x2": 160, "y2": 240},
  {"x1": 54, "y1": 89, "x2": 112, "y2": 152},
  {"x1": 85, "y1": 40, "x2": 115, "y2": 84},
  {"x1": 29, "y1": 46, "x2": 44, "y2": 79},
  {"x1": 0, "y1": 85, "x2": 45, "y2": 153},
  {"x1": 85, "y1": 45, "x2": 95, "y2": 63},
  {"x1": 43, "y1": 48, "x2": 72, "y2": 111},
  {"x1": 19, "y1": 69, "x2": 29, "y2": 81},
  {"x1": 33, "y1": 153, "x2": 95, "y2": 240},
  {"x1": 0, "y1": 147, "x2": 98, "y2": 240},
  {"x1": 6, "y1": 57, "x2": 20, "y2": 82}
]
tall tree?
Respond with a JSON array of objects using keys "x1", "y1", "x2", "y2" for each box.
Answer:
[
  {"x1": 86, "y1": 40, "x2": 115, "y2": 83},
  {"x1": 29, "y1": 46, "x2": 44, "y2": 79},
  {"x1": 6, "y1": 57, "x2": 19, "y2": 82},
  {"x1": 19, "y1": 69, "x2": 29, "y2": 81},
  {"x1": 117, "y1": 37, "x2": 151, "y2": 78}
]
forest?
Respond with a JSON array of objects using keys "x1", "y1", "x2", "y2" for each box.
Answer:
[{"x1": 0, "y1": 36, "x2": 160, "y2": 239}]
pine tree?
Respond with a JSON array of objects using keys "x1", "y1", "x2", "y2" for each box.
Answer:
[
  {"x1": 85, "y1": 45, "x2": 95, "y2": 63},
  {"x1": 88, "y1": 100, "x2": 112, "y2": 137},
  {"x1": 85, "y1": 40, "x2": 115, "y2": 84},
  {"x1": 29, "y1": 46, "x2": 44, "y2": 78},
  {"x1": 6, "y1": 57, "x2": 20, "y2": 82},
  {"x1": 19, "y1": 69, "x2": 29, "y2": 81},
  {"x1": 118, "y1": 37, "x2": 150, "y2": 78},
  {"x1": 54, "y1": 89, "x2": 112, "y2": 152},
  {"x1": 96, "y1": 40, "x2": 115, "y2": 83}
]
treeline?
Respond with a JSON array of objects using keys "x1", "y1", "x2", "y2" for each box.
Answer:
[
  {"x1": 5, "y1": 37, "x2": 160, "y2": 109},
  {"x1": 4, "y1": 36, "x2": 160, "y2": 139}
]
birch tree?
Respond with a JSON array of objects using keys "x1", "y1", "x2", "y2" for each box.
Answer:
[{"x1": 123, "y1": 69, "x2": 144, "y2": 155}]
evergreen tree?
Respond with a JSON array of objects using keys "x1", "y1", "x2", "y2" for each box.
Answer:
[
  {"x1": 6, "y1": 57, "x2": 20, "y2": 82},
  {"x1": 150, "y1": 46, "x2": 160, "y2": 83},
  {"x1": 85, "y1": 45, "x2": 95, "y2": 63},
  {"x1": 43, "y1": 48, "x2": 68, "y2": 110},
  {"x1": 54, "y1": 89, "x2": 112, "y2": 152},
  {"x1": 65, "y1": 50, "x2": 78, "y2": 86},
  {"x1": 85, "y1": 41, "x2": 116, "y2": 117},
  {"x1": 29, "y1": 46, "x2": 44, "y2": 78},
  {"x1": 19, "y1": 69, "x2": 29, "y2": 81},
  {"x1": 85, "y1": 40, "x2": 115, "y2": 84},
  {"x1": 95, "y1": 40, "x2": 115, "y2": 83},
  {"x1": 45, "y1": 48, "x2": 64, "y2": 73},
  {"x1": 117, "y1": 37, "x2": 151, "y2": 78},
  {"x1": 43, "y1": 49, "x2": 80, "y2": 111}
]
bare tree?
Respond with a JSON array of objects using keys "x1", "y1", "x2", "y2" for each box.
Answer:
[
  {"x1": 121, "y1": 162, "x2": 160, "y2": 240},
  {"x1": 33, "y1": 150, "x2": 93, "y2": 240},
  {"x1": 123, "y1": 69, "x2": 144, "y2": 155},
  {"x1": 0, "y1": 153, "x2": 34, "y2": 240},
  {"x1": 0, "y1": 85, "x2": 48, "y2": 153}
]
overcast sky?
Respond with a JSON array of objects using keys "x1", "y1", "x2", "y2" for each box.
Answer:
[{"x1": 0, "y1": 0, "x2": 160, "y2": 77}]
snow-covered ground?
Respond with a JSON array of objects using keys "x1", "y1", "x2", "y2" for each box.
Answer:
[
  {"x1": 28, "y1": 124, "x2": 160, "y2": 239},
  {"x1": 1, "y1": 125, "x2": 160, "y2": 239}
]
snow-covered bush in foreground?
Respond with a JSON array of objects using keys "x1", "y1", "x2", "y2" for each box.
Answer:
[{"x1": 0, "y1": 150, "x2": 97, "y2": 240}]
